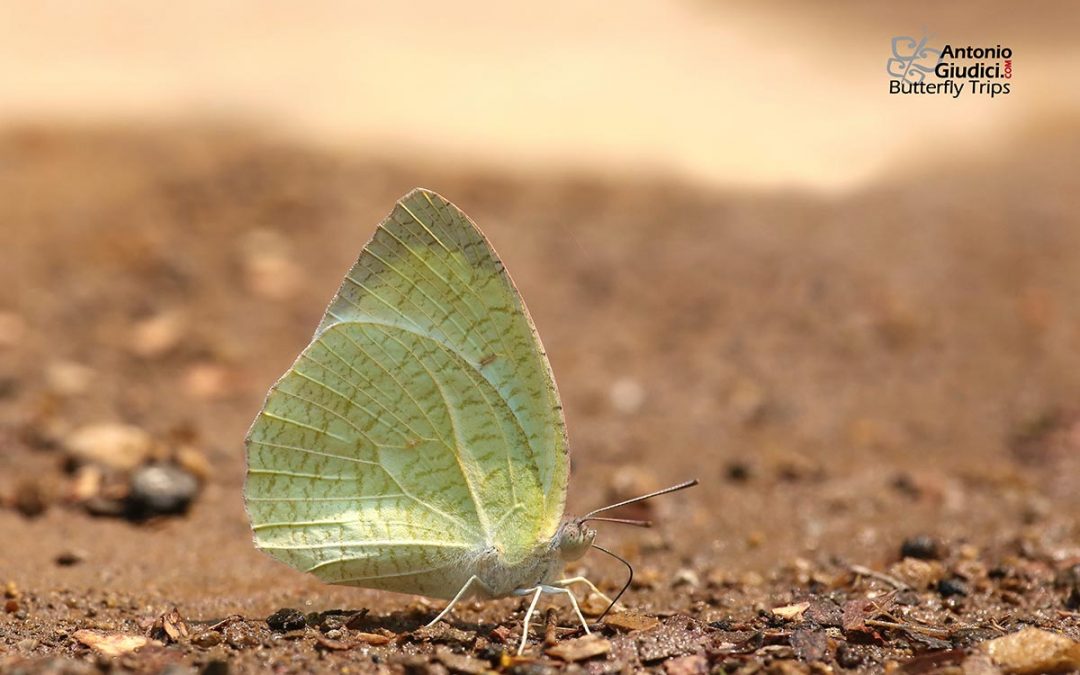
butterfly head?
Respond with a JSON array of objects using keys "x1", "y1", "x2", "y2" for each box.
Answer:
[{"x1": 554, "y1": 518, "x2": 597, "y2": 561}]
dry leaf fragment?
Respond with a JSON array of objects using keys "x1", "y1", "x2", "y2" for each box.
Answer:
[
  {"x1": 354, "y1": 631, "x2": 392, "y2": 645},
  {"x1": 489, "y1": 625, "x2": 512, "y2": 643},
  {"x1": 315, "y1": 634, "x2": 351, "y2": 651},
  {"x1": 74, "y1": 630, "x2": 153, "y2": 657},
  {"x1": 664, "y1": 652, "x2": 708, "y2": 675},
  {"x1": 545, "y1": 634, "x2": 611, "y2": 662},
  {"x1": 149, "y1": 607, "x2": 189, "y2": 643},
  {"x1": 603, "y1": 610, "x2": 660, "y2": 632},
  {"x1": 771, "y1": 601, "x2": 810, "y2": 621}
]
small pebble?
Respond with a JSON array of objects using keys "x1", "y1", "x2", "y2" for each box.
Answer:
[
  {"x1": 55, "y1": 550, "x2": 86, "y2": 566},
  {"x1": 174, "y1": 446, "x2": 213, "y2": 481},
  {"x1": 16, "y1": 638, "x2": 38, "y2": 652},
  {"x1": 267, "y1": 607, "x2": 307, "y2": 632},
  {"x1": 900, "y1": 535, "x2": 943, "y2": 560},
  {"x1": 242, "y1": 229, "x2": 302, "y2": 301},
  {"x1": 889, "y1": 557, "x2": 944, "y2": 588},
  {"x1": 64, "y1": 424, "x2": 155, "y2": 472},
  {"x1": 183, "y1": 363, "x2": 234, "y2": 401},
  {"x1": 728, "y1": 377, "x2": 768, "y2": 424},
  {"x1": 672, "y1": 568, "x2": 700, "y2": 588},
  {"x1": 128, "y1": 464, "x2": 200, "y2": 517},
  {"x1": 890, "y1": 472, "x2": 922, "y2": 498},
  {"x1": 609, "y1": 377, "x2": 646, "y2": 415},
  {"x1": 223, "y1": 623, "x2": 259, "y2": 649},
  {"x1": 983, "y1": 627, "x2": 1080, "y2": 673},
  {"x1": 128, "y1": 310, "x2": 186, "y2": 358},
  {"x1": 725, "y1": 461, "x2": 752, "y2": 483},
  {"x1": 937, "y1": 578, "x2": 968, "y2": 597},
  {"x1": 45, "y1": 360, "x2": 95, "y2": 396},
  {"x1": 13, "y1": 479, "x2": 48, "y2": 518},
  {"x1": 191, "y1": 630, "x2": 223, "y2": 648}
]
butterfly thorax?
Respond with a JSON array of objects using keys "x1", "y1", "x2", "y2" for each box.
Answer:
[{"x1": 469, "y1": 518, "x2": 596, "y2": 598}]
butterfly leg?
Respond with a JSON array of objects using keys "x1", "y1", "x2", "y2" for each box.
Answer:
[
  {"x1": 553, "y1": 576, "x2": 615, "y2": 607},
  {"x1": 426, "y1": 575, "x2": 486, "y2": 627},
  {"x1": 516, "y1": 586, "x2": 544, "y2": 656}
]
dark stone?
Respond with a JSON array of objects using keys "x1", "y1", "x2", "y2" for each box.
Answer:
[
  {"x1": 894, "y1": 590, "x2": 922, "y2": 606},
  {"x1": 13, "y1": 480, "x2": 47, "y2": 518},
  {"x1": 937, "y1": 578, "x2": 968, "y2": 597},
  {"x1": 200, "y1": 661, "x2": 229, "y2": 675},
  {"x1": 55, "y1": 550, "x2": 86, "y2": 566},
  {"x1": 266, "y1": 607, "x2": 307, "y2": 632},
  {"x1": 1055, "y1": 564, "x2": 1080, "y2": 588},
  {"x1": 1066, "y1": 587, "x2": 1080, "y2": 611},
  {"x1": 900, "y1": 535, "x2": 942, "y2": 560},
  {"x1": 725, "y1": 461, "x2": 752, "y2": 483},
  {"x1": 890, "y1": 472, "x2": 921, "y2": 499},
  {"x1": 836, "y1": 642, "x2": 863, "y2": 668},
  {"x1": 127, "y1": 464, "x2": 199, "y2": 517}
]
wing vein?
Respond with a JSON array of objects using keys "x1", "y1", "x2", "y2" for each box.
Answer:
[{"x1": 360, "y1": 323, "x2": 494, "y2": 541}]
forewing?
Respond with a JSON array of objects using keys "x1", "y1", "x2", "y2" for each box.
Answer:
[{"x1": 244, "y1": 189, "x2": 570, "y2": 595}]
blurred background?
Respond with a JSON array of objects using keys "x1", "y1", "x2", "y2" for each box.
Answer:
[
  {"x1": 1, "y1": 0, "x2": 1079, "y2": 636},
  {"x1": 3, "y1": 1, "x2": 1079, "y2": 189}
]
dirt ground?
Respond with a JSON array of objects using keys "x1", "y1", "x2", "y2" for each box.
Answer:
[{"x1": 1, "y1": 125, "x2": 1079, "y2": 674}]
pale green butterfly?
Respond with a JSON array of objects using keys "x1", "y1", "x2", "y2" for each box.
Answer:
[{"x1": 244, "y1": 188, "x2": 696, "y2": 653}]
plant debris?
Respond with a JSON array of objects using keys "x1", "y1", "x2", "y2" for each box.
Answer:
[
  {"x1": 72, "y1": 630, "x2": 154, "y2": 657},
  {"x1": 545, "y1": 634, "x2": 612, "y2": 662}
]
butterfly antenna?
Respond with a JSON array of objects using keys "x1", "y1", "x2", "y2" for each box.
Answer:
[
  {"x1": 591, "y1": 544, "x2": 632, "y2": 622},
  {"x1": 582, "y1": 516, "x2": 653, "y2": 527},
  {"x1": 581, "y1": 479, "x2": 699, "y2": 520}
]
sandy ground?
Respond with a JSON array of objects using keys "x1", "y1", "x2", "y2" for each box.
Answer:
[{"x1": 0, "y1": 125, "x2": 1079, "y2": 673}]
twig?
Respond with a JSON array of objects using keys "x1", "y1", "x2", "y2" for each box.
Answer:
[
  {"x1": 544, "y1": 608, "x2": 558, "y2": 646},
  {"x1": 849, "y1": 564, "x2": 910, "y2": 590},
  {"x1": 865, "y1": 619, "x2": 951, "y2": 640}
]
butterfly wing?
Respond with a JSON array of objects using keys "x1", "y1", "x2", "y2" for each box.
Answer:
[{"x1": 244, "y1": 189, "x2": 570, "y2": 598}]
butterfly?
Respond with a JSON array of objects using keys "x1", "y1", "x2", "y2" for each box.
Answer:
[{"x1": 244, "y1": 188, "x2": 696, "y2": 653}]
